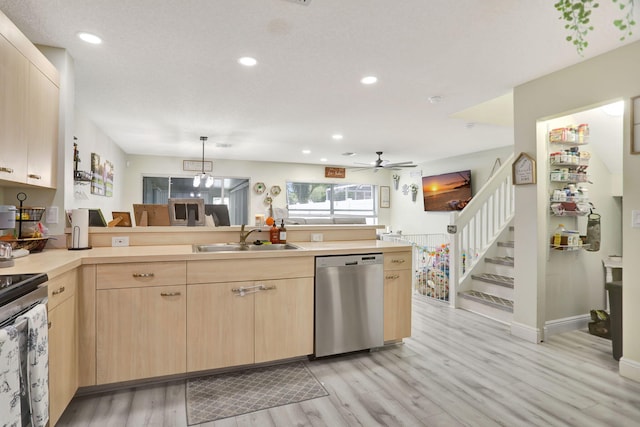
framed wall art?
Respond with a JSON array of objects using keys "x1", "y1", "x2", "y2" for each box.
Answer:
[{"x1": 380, "y1": 186, "x2": 390, "y2": 208}]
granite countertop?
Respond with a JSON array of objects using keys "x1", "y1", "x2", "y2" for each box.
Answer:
[{"x1": 1, "y1": 240, "x2": 412, "y2": 278}]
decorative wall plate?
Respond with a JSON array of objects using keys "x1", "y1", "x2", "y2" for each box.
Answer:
[
  {"x1": 270, "y1": 185, "x2": 281, "y2": 196},
  {"x1": 254, "y1": 182, "x2": 266, "y2": 194}
]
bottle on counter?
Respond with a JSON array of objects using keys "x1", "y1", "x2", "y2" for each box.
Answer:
[
  {"x1": 279, "y1": 219, "x2": 287, "y2": 244},
  {"x1": 269, "y1": 221, "x2": 280, "y2": 244},
  {"x1": 553, "y1": 224, "x2": 565, "y2": 247}
]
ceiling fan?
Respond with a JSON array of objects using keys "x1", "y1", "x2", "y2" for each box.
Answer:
[{"x1": 351, "y1": 151, "x2": 417, "y2": 172}]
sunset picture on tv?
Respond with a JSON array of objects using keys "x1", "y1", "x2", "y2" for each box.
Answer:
[{"x1": 422, "y1": 170, "x2": 472, "y2": 211}]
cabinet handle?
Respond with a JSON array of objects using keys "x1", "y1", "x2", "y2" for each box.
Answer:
[
  {"x1": 28, "y1": 173, "x2": 41, "y2": 180},
  {"x1": 232, "y1": 284, "x2": 276, "y2": 296},
  {"x1": 391, "y1": 259, "x2": 405, "y2": 264},
  {"x1": 48, "y1": 321, "x2": 51, "y2": 329},
  {"x1": 385, "y1": 274, "x2": 400, "y2": 280},
  {"x1": 0, "y1": 166, "x2": 14, "y2": 174},
  {"x1": 133, "y1": 273, "x2": 154, "y2": 278},
  {"x1": 52, "y1": 286, "x2": 65, "y2": 295},
  {"x1": 160, "y1": 291, "x2": 181, "y2": 297}
]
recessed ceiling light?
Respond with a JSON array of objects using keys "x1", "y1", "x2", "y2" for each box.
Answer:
[
  {"x1": 320, "y1": 158, "x2": 328, "y2": 162},
  {"x1": 216, "y1": 143, "x2": 232, "y2": 148},
  {"x1": 465, "y1": 122, "x2": 475, "y2": 129},
  {"x1": 332, "y1": 134, "x2": 343, "y2": 140},
  {"x1": 77, "y1": 32, "x2": 102, "y2": 44},
  {"x1": 238, "y1": 57, "x2": 257, "y2": 66},
  {"x1": 302, "y1": 149, "x2": 311, "y2": 154},
  {"x1": 428, "y1": 95, "x2": 442, "y2": 104},
  {"x1": 342, "y1": 152, "x2": 356, "y2": 156},
  {"x1": 361, "y1": 76, "x2": 378, "y2": 85}
]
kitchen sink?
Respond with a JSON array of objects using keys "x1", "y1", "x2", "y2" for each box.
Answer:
[{"x1": 192, "y1": 243, "x2": 301, "y2": 253}]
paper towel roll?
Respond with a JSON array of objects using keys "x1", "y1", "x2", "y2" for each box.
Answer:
[{"x1": 71, "y1": 209, "x2": 89, "y2": 249}]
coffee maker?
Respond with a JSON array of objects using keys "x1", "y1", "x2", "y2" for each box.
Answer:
[{"x1": 0, "y1": 205, "x2": 16, "y2": 268}]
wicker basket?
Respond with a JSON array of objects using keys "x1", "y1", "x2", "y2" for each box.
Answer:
[{"x1": 6, "y1": 238, "x2": 48, "y2": 253}]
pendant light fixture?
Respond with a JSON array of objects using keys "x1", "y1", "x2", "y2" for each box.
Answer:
[{"x1": 193, "y1": 136, "x2": 214, "y2": 188}]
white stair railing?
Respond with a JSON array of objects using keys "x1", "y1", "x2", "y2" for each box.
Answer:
[{"x1": 448, "y1": 153, "x2": 515, "y2": 308}]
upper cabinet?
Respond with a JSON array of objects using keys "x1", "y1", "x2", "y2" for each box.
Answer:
[
  {"x1": 0, "y1": 11, "x2": 59, "y2": 188},
  {"x1": 26, "y1": 63, "x2": 59, "y2": 188},
  {"x1": 0, "y1": 34, "x2": 29, "y2": 184}
]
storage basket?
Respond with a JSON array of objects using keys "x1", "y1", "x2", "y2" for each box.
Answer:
[
  {"x1": 16, "y1": 207, "x2": 46, "y2": 221},
  {"x1": 5, "y1": 238, "x2": 48, "y2": 253}
]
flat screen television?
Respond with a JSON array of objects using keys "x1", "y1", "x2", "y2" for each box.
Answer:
[{"x1": 422, "y1": 170, "x2": 472, "y2": 211}]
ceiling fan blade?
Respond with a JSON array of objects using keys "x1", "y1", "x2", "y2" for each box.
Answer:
[{"x1": 385, "y1": 161, "x2": 413, "y2": 166}]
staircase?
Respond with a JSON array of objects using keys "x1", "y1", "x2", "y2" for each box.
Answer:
[
  {"x1": 458, "y1": 226, "x2": 514, "y2": 324},
  {"x1": 447, "y1": 153, "x2": 516, "y2": 325}
]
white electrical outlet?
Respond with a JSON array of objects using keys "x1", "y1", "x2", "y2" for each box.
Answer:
[
  {"x1": 311, "y1": 233, "x2": 323, "y2": 242},
  {"x1": 112, "y1": 236, "x2": 129, "y2": 247}
]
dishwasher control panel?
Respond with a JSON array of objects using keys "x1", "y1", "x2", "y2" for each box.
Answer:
[{"x1": 315, "y1": 253, "x2": 383, "y2": 268}]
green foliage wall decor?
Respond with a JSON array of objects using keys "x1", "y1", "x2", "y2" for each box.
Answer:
[{"x1": 555, "y1": 0, "x2": 635, "y2": 55}]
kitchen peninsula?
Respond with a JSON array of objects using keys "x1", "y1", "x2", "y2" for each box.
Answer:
[{"x1": 4, "y1": 224, "x2": 412, "y2": 426}]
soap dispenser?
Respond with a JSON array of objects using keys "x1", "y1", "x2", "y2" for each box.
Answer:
[
  {"x1": 270, "y1": 221, "x2": 280, "y2": 244},
  {"x1": 279, "y1": 220, "x2": 287, "y2": 244}
]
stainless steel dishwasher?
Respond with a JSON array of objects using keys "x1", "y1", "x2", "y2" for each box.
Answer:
[{"x1": 314, "y1": 253, "x2": 384, "y2": 357}]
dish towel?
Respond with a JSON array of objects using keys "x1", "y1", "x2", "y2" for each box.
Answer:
[
  {"x1": 17, "y1": 304, "x2": 49, "y2": 427},
  {"x1": 0, "y1": 325, "x2": 22, "y2": 427}
]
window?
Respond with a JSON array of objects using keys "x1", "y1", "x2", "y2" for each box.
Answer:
[
  {"x1": 142, "y1": 176, "x2": 249, "y2": 225},
  {"x1": 286, "y1": 182, "x2": 377, "y2": 221}
]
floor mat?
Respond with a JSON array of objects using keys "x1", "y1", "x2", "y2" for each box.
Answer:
[{"x1": 185, "y1": 361, "x2": 328, "y2": 424}]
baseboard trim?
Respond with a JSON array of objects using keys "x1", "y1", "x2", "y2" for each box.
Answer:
[
  {"x1": 510, "y1": 321, "x2": 542, "y2": 343},
  {"x1": 620, "y1": 357, "x2": 640, "y2": 383},
  {"x1": 544, "y1": 314, "x2": 591, "y2": 339}
]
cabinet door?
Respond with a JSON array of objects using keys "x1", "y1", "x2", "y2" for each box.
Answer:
[
  {"x1": 255, "y1": 277, "x2": 314, "y2": 363},
  {"x1": 0, "y1": 34, "x2": 28, "y2": 183},
  {"x1": 48, "y1": 295, "x2": 77, "y2": 426},
  {"x1": 384, "y1": 269, "x2": 412, "y2": 341},
  {"x1": 187, "y1": 282, "x2": 254, "y2": 372},
  {"x1": 26, "y1": 62, "x2": 58, "y2": 188},
  {"x1": 96, "y1": 285, "x2": 186, "y2": 384}
]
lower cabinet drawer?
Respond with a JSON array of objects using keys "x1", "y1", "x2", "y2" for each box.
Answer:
[{"x1": 97, "y1": 262, "x2": 186, "y2": 289}]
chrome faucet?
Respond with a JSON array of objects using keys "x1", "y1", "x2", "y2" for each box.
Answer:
[{"x1": 239, "y1": 224, "x2": 261, "y2": 247}]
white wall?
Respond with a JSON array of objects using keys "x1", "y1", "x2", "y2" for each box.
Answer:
[
  {"x1": 390, "y1": 146, "x2": 513, "y2": 235},
  {"x1": 514, "y1": 40, "x2": 640, "y2": 381},
  {"x1": 120, "y1": 155, "x2": 392, "y2": 227},
  {"x1": 71, "y1": 110, "x2": 127, "y2": 214}
]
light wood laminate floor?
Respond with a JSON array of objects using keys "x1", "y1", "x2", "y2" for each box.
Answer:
[{"x1": 57, "y1": 296, "x2": 640, "y2": 426}]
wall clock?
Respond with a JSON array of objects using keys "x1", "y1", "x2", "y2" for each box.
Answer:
[{"x1": 512, "y1": 152, "x2": 536, "y2": 185}]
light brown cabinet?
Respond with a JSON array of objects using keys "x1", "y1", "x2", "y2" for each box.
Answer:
[
  {"x1": 186, "y1": 258, "x2": 314, "y2": 372},
  {"x1": 383, "y1": 251, "x2": 413, "y2": 341},
  {"x1": 96, "y1": 285, "x2": 186, "y2": 384},
  {"x1": 0, "y1": 12, "x2": 59, "y2": 188},
  {"x1": 47, "y1": 269, "x2": 78, "y2": 427},
  {"x1": 187, "y1": 281, "x2": 255, "y2": 371},
  {"x1": 0, "y1": 34, "x2": 29, "y2": 184},
  {"x1": 26, "y1": 63, "x2": 58, "y2": 188},
  {"x1": 254, "y1": 277, "x2": 314, "y2": 363},
  {"x1": 95, "y1": 261, "x2": 187, "y2": 384}
]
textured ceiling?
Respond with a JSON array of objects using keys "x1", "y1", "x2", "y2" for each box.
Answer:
[{"x1": 0, "y1": 0, "x2": 637, "y2": 167}]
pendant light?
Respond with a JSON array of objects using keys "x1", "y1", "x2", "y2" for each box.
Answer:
[{"x1": 193, "y1": 136, "x2": 214, "y2": 188}]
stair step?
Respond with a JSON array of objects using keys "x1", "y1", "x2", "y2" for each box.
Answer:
[
  {"x1": 471, "y1": 273, "x2": 514, "y2": 288},
  {"x1": 458, "y1": 290, "x2": 513, "y2": 312},
  {"x1": 485, "y1": 256, "x2": 514, "y2": 267},
  {"x1": 497, "y1": 241, "x2": 514, "y2": 248}
]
